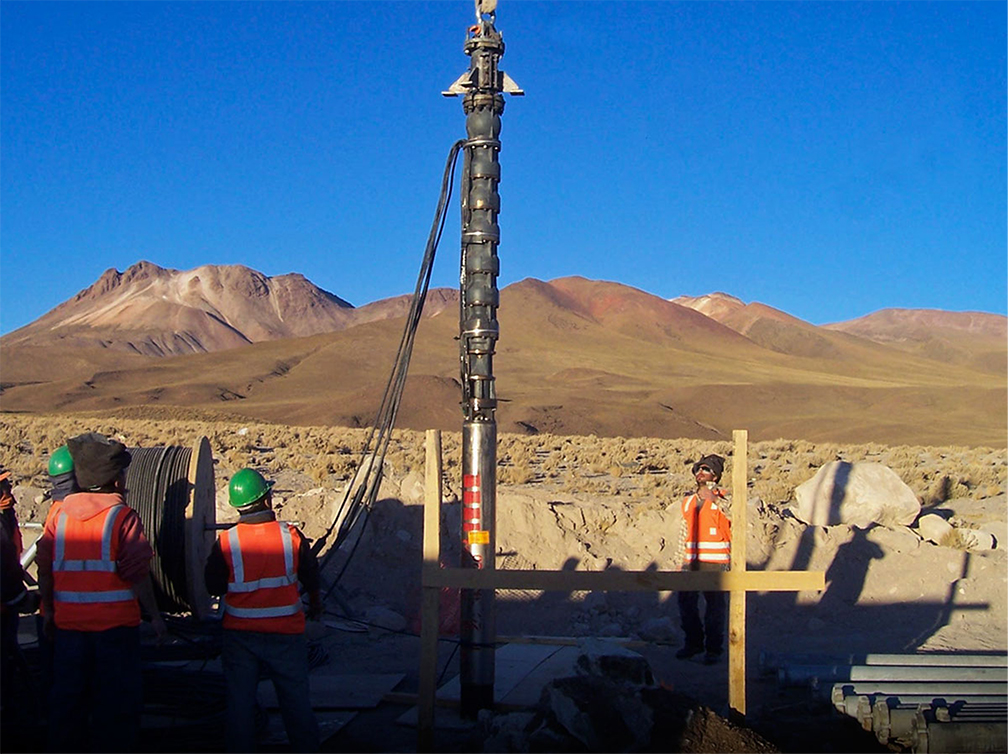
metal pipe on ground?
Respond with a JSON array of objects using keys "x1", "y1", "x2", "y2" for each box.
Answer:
[
  {"x1": 912, "y1": 713, "x2": 1008, "y2": 753},
  {"x1": 827, "y1": 682, "x2": 1008, "y2": 705},
  {"x1": 783, "y1": 664, "x2": 1007, "y2": 686},
  {"x1": 834, "y1": 691, "x2": 1008, "y2": 717},
  {"x1": 760, "y1": 651, "x2": 1008, "y2": 674},
  {"x1": 873, "y1": 701, "x2": 1008, "y2": 746}
]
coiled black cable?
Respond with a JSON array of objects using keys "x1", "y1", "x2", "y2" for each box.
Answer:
[{"x1": 126, "y1": 445, "x2": 194, "y2": 613}]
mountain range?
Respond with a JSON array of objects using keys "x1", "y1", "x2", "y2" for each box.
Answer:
[{"x1": 1, "y1": 261, "x2": 1004, "y2": 447}]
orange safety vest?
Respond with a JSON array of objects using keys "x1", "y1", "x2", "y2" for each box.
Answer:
[
  {"x1": 51, "y1": 504, "x2": 141, "y2": 631},
  {"x1": 220, "y1": 520, "x2": 305, "y2": 634},
  {"x1": 681, "y1": 490, "x2": 732, "y2": 567}
]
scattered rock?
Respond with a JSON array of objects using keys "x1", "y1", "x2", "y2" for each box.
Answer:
[
  {"x1": 637, "y1": 616, "x2": 678, "y2": 642},
  {"x1": 867, "y1": 525, "x2": 920, "y2": 553},
  {"x1": 582, "y1": 591, "x2": 607, "y2": 612},
  {"x1": 960, "y1": 529, "x2": 995, "y2": 551},
  {"x1": 806, "y1": 617, "x2": 826, "y2": 631},
  {"x1": 918, "y1": 513, "x2": 954, "y2": 544},
  {"x1": 574, "y1": 638, "x2": 655, "y2": 687},
  {"x1": 794, "y1": 461, "x2": 920, "y2": 528},
  {"x1": 980, "y1": 521, "x2": 1007, "y2": 550},
  {"x1": 399, "y1": 469, "x2": 425, "y2": 504},
  {"x1": 541, "y1": 675, "x2": 653, "y2": 751},
  {"x1": 480, "y1": 710, "x2": 536, "y2": 753}
]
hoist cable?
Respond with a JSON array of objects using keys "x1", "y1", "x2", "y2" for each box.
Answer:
[{"x1": 316, "y1": 139, "x2": 466, "y2": 595}]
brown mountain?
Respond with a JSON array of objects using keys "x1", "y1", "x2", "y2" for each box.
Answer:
[
  {"x1": 824, "y1": 309, "x2": 1007, "y2": 374},
  {"x1": 1, "y1": 275, "x2": 1004, "y2": 447},
  {"x1": 0, "y1": 261, "x2": 362, "y2": 356}
]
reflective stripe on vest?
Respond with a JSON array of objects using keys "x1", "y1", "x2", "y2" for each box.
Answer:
[
  {"x1": 53, "y1": 505, "x2": 122, "y2": 573},
  {"x1": 53, "y1": 505, "x2": 134, "y2": 603},
  {"x1": 225, "y1": 602, "x2": 302, "y2": 619},
  {"x1": 226, "y1": 524, "x2": 298, "y2": 594},
  {"x1": 223, "y1": 521, "x2": 302, "y2": 624},
  {"x1": 683, "y1": 493, "x2": 731, "y2": 565}
]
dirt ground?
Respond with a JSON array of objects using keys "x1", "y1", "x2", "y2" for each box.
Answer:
[{"x1": 2, "y1": 414, "x2": 1006, "y2": 752}]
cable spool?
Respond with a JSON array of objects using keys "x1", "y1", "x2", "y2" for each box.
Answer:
[{"x1": 125, "y1": 437, "x2": 216, "y2": 619}]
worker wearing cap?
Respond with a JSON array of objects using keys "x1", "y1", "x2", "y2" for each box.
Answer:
[
  {"x1": 37, "y1": 432, "x2": 166, "y2": 752},
  {"x1": 205, "y1": 468, "x2": 321, "y2": 752},
  {"x1": 1, "y1": 468, "x2": 40, "y2": 731},
  {"x1": 676, "y1": 453, "x2": 732, "y2": 665}
]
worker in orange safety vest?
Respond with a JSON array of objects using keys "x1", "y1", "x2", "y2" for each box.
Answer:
[
  {"x1": 37, "y1": 432, "x2": 166, "y2": 752},
  {"x1": 205, "y1": 468, "x2": 321, "y2": 752},
  {"x1": 675, "y1": 453, "x2": 731, "y2": 665}
]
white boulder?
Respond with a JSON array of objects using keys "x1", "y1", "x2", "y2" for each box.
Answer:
[
  {"x1": 961, "y1": 529, "x2": 996, "y2": 551},
  {"x1": 918, "y1": 513, "x2": 954, "y2": 544},
  {"x1": 980, "y1": 521, "x2": 1007, "y2": 550},
  {"x1": 794, "y1": 461, "x2": 920, "y2": 528}
]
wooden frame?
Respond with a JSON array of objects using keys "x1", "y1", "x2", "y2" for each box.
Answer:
[{"x1": 418, "y1": 429, "x2": 825, "y2": 749}]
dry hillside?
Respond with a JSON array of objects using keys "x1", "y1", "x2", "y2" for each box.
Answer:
[{"x1": 2, "y1": 276, "x2": 1005, "y2": 447}]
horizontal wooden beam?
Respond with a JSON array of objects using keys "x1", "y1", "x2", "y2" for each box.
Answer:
[{"x1": 422, "y1": 567, "x2": 824, "y2": 593}]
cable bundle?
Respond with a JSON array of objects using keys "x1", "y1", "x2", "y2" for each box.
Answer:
[
  {"x1": 126, "y1": 446, "x2": 194, "y2": 613},
  {"x1": 315, "y1": 139, "x2": 466, "y2": 596}
]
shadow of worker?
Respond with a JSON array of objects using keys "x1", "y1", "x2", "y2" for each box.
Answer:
[{"x1": 818, "y1": 526, "x2": 885, "y2": 615}]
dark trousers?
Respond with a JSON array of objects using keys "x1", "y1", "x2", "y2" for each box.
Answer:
[
  {"x1": 222, "y1": 629, "x2": 319, "y2": 753},
  {"x1": 677, "y1": 590, "x2": 726, "y2": 654},
  {"x1": 1, "y1": 612, "x2": 25, "y2": 717},
  {"x1": 47, "y1": 625, "x2": 142, "y2": 753}
]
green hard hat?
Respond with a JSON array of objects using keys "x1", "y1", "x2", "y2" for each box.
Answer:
[
  {"x1": 48, "y1": 445, "x2": 74, "y2": 476},
  {"x1": 228, "y1": 468, "x2": 273, "y2": 508}
]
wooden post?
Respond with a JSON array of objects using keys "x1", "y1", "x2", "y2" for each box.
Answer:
[
  {"x1": 415, "y1": 428, "x2": 824, "y2": 732},
  {"x1": 418, "y1": 430, "x2": 443, "y2": 751},
  {"x1": 729, "y1": 429, "x2": 748, "y2": 719}
]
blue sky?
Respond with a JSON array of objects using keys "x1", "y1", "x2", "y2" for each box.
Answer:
[{"x1": 2, "y1": 1, "x2": 1005, "y2": 336}]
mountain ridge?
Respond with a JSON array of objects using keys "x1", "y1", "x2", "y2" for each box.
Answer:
[{"x1": 1, "y1": 264, "x2": 1004, "y2": 447}]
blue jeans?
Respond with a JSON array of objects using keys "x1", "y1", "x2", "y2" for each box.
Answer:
[
  {"x1": 222, "y1": 629, "x2": 319, "y2": 752},
  {"x1": 47, "y1": 625, "x2": 142, "y2": 753}
]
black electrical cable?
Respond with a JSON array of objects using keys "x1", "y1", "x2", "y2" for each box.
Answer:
[
  {"x1": 315, "y1": 139, "x2": 466, "y2": 598},
  {"x1": 126, "y1": 445, "x2": 194, "y2": 613}
]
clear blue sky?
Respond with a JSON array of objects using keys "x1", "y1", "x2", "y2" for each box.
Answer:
[{"x1": 2, "y1": 1, "x2": 1005, "y2": 336}]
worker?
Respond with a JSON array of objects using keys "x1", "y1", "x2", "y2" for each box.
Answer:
[
  {"x1": 1, "y1": 468, "x2": 40, "y2": 731},
  {"x1": 205, "y1": 468, "x2": 321, "y2": 752},
  {"x1": 676, "y1": 453, "x2": 731, "y2": 665},
  {"x1": 36, "y1": 445, "x2": 80, "y2": 722},
  {"x1": 48, "y1": 444, "x2": 79, "y2": 502},
  {"x1": 37, "y1": 432, "x2": 166, "y2": 752}
]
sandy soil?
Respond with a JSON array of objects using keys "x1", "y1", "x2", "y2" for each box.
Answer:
[{"x1": 4, "y1": 416, "x2": 1006, "y2": 752}]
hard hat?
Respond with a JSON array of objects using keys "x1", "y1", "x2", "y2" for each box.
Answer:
[
  {"x1": 48, "y1": 445, "x2": 75, "y2": 476},
  {"x1": 228, "y1": 468, "x2": 273, "y2": 508}
]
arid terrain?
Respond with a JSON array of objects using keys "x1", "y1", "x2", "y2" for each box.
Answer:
[
  {"x1": 2, "y1": 264, "x2": 1005, "y2": 448},
  {"x1": 1, "y1": 263, "x2": 1006, "y2": 750},
  {"x1": 2, "y1": 410, "x2": 1005, "y2": 751}
]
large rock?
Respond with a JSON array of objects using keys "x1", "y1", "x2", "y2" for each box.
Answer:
[
  {"x1": 918, "y1": 513, "x2": 954, "y2": 544},
  {"x1": 794, "y1": 461, "x2": 920, "y2": 528},
  {"x1": 960, "y1": 529, "x2": 996, "y2": 551},
  {"x1": 540, "y1": 676, "x2": 653, "y2": 752},
  {"x1": 980, "y1": 521, "x2": 1007, "y2": 550},
  {"x1": 574, "y1": 638, "x2": 655, "y2": 687}
]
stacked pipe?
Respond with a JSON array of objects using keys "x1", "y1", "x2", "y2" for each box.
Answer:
[{"x1": 759, "y1": 651, "x2": 1008, "y2": 752}]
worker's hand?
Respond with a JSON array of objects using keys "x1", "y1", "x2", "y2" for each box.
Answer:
[
  {"x1": 151, "y1": 613, "x2": 168, "y2": 645},
  {"x1": 697, "y1": 485, "x2": 717, "y2": 503}
]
